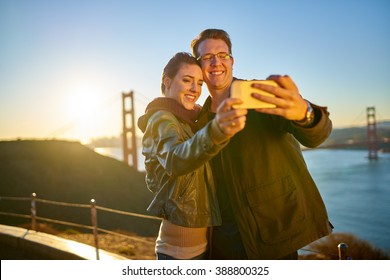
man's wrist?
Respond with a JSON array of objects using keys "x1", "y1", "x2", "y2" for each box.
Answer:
[{"x1": 295, "y1": 100, "x2": 315, "y2": 127}]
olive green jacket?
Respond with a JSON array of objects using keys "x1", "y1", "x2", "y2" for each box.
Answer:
[
  {"x1": 197, "y1": 97, "x2": 333, "y2": 259},
  {"x1": 138, "y1": 110, "x2": 229, "y2": 227}
]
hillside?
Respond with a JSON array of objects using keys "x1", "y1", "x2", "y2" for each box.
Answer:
[
  {"x1": 321, "y1": 121, "x2": 390, "y2": 148},
  {"x1": 0, "y1": 140, "x2": 160, "y2": 236}
]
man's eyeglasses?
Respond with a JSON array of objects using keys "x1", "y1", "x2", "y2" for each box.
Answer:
[{"x1": 197, "y1": 52, "x2": 232, "y2": 62}]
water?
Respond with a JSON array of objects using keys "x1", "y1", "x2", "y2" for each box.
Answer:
[
  {"x1": 94, "y1": 147, "x2": 390, "y2": 250},
  {"x1": 303, "y1": 149, "x2": 390, "y2": 251}
]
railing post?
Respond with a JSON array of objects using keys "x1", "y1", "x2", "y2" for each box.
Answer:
[
  {"x1": 31, "y1": 193, "x2": 37, "y2": 231},
  {"x1": 338, "y1": 243, "x2": 349, "y2": 260},
  {"x1": 90, "y1": 199, "x2": 100, "y2": 260}
]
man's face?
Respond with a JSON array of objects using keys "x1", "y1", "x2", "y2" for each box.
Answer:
[{"x1": 197, "y1": 39, "x2": 234, "y2": 94}]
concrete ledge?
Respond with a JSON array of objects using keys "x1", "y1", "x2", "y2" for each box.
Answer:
[{"x1": 0, "y1": 224, "x2": 128, "y2": 260}]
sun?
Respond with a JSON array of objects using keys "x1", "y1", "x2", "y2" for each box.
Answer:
[
  {"x1": 62, "y1": 86, "x2": 105, "y2": 144},
  {"x1": 65, "y1": 86, "x2": 101, "y2": 120}
]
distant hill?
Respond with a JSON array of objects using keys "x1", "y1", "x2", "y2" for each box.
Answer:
[
  {"x1": 0, "y1": 140, "x2": 160, "y2": 236},
  {"x1": 321, "y1": 120, "x2": 390, "y2": 148}
]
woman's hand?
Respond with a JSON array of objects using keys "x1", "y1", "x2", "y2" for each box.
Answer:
[{"x1": 215, "y1": 98, "x2": 248, "y2": 136}]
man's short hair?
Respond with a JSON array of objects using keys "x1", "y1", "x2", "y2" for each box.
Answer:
[{"x1": 191, "y1": 29, "x2": 232, "y2": 58}]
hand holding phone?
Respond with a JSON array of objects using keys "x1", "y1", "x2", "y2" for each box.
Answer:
[{"x1": 230, "y1": 80, "x2": 278, "y2": 109}]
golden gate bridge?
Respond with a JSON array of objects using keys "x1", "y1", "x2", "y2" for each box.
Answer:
[{"x1": 319, "y1": 107, "x2": 390, "y2": 160}]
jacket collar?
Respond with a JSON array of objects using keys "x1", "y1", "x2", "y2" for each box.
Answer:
[{"x1": 138, "y1": 97, "x2": 201, "y2": 132}]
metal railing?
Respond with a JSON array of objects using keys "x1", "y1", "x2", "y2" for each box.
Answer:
[
  {"x1": 0, "y1": 193, "x2": 161, "y2": 260},
  {"x1": 0, "y1": 193, "x2": 351, "y2": 260}
]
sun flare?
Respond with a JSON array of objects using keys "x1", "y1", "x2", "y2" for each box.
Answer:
[{"x1": 65, "y1": 87, "x2": 101, "y2": 120}]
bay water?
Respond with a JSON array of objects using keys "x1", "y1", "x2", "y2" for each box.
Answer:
[{"x1": 303, "y1": 149, "x2": 390, "y2": 251}]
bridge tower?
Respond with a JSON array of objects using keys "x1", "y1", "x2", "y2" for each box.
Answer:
[
  {"x1": 122, "y1": 91, "x2": 138, "y2": 169},
  {"x1": 366, "y1": 107, "x2": 378, "y2": 160}
]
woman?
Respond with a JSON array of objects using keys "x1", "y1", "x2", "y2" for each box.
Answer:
[{"x1": 137, "y1": 52, "x2": 247, "y2": 259}]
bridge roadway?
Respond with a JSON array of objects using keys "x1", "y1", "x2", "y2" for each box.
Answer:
[{"x1": 0, "y1": 224, "x2": 127, "y2": 260}]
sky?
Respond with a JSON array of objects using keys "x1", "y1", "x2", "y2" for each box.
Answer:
[{"x1": 1, "y1": 0, "x2": 389, "y2": 143}]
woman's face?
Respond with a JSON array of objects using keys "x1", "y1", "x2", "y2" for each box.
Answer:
[{"x1": 165, "y1": 63, "x2": 203, "y2": 110}]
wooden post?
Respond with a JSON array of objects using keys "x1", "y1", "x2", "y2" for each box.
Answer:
[
  {"x1": 31, "y1": 193, "x2": 37, "y2": 231},
  {"x1": 90, "y1": 199, "x2": 100, "y2": 260},
  {"x1": 338, "y1": 243, "x2": 348, "y2": 260}
]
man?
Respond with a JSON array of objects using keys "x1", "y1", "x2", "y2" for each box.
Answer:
[{"x1": 191, "y1": 29, "x2": 333, "y2": 260}]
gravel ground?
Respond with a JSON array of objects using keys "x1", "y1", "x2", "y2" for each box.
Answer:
[{"x1": 57, "y1": 232, "x2": 157, "y2": 260}]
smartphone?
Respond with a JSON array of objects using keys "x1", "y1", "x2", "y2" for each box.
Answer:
[{"x1": 230, "y1": 80, "x2": 278, "y2": 109}]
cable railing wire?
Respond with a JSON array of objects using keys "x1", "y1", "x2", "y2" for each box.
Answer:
[
  {"x1": 95, "y1": 205, "x2": 160, "y2": 220},
  {"x1": 35, "y1": 198, "x2": 91, "y2": 208},
  {"x1": 299, "y1": 247, "x2": 340, "y2": 258}
]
